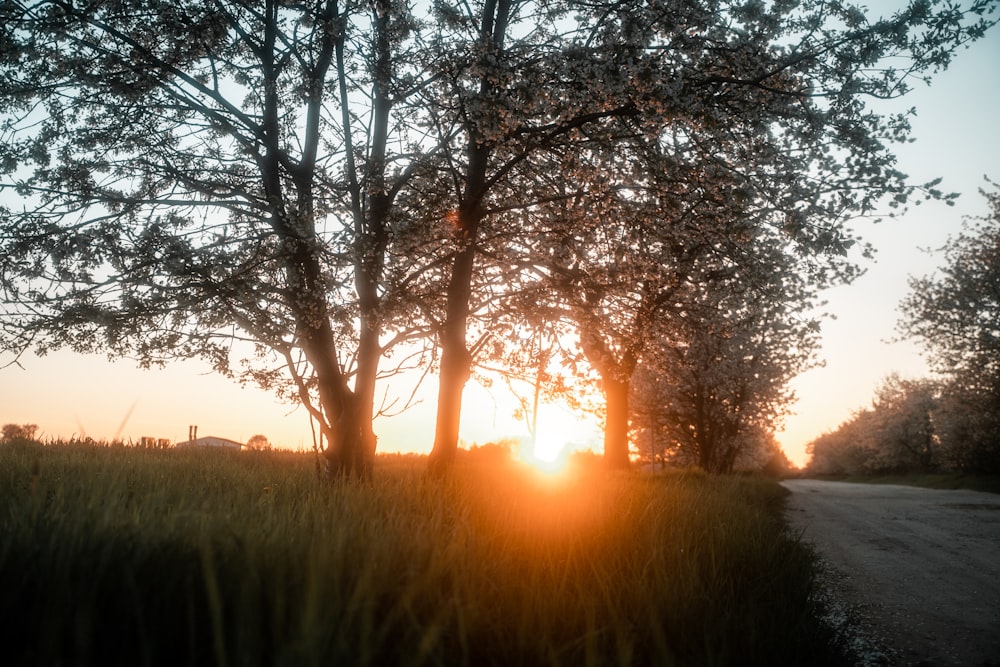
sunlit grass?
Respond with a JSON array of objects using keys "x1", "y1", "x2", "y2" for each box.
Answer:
[{"x1": 0, "y1": 442, "x2": 842, "y2": 666}]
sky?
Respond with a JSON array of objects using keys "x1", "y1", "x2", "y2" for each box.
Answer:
[{"x1": 1, "y1": 3, "x2": 998, "y2": 467}]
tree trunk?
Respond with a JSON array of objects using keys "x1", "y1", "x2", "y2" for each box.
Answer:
[
  {"x1": 323, "y1": 393, "x2": 376, "y2": 480},
  {"x1": 603, "y1": 376, "x2": 632, "y2": 469},
  {"x1": 295, "y1": 315, "x2": 372, "y2": 480},
  {"x1": 253, "y1": 2, "x2": 379, "y2": 481},
  {"x1": 323, "y1": 321, "x2": 380, "y2": 480},
  {"x1": 426, "y1": 123, "x2": 489, "y2": 478},
  {"x1": 579, "y1": 328, "x2": 637, "y2": 469},
  {"x1": 427, "y1": 232, "x2": 477, "y2": 477},
  {"x1": 426, "y1": 0, "x2": 512, "y2": 477}
]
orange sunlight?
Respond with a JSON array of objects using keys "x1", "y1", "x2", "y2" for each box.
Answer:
[
  {"x1": 516, "y1": 409, "x2": 583, "y2": 476},
  {"x1": 519, "y1": 440, "x2": 570, "y2": 475}
]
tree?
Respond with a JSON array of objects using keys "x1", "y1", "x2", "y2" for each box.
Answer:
[
  {"x1": 246, "y1": 434, "x2": 271, "y2": 451},
  {"x1": 1, "y1": 423, "x2": 39, "y2": 443},
  {"x1": 899, "y1": 184, "x2": 1000, "y2": 471},
  {"x1": 0, "y1": 0, "x2": 433, "y2": 477},
  {"x1": 807, "y1": 410, "x2": 882, "y2": 475},
  {"x1": 531, "y1": 160, "x2": 766, "y2": 470},
  {"x1": 805, "y1": 375, "x2": 940, "y2": 474},
  {"x1": 761, "y1": 441, "x2": 795, "y2": 478},
  {"x1": 448, "y1": 0, "x2": 995, "y2": 470},
  {"x1": 934, "y1": 386, "x2": 1000, "y2": 473},
  {"x1": 414, "y1": 0, "x2": 650, "y2": 475},
  {"x1": 900, "y1": 184, "x2": 1000, "y2": 388},
  {"x1": 0, "y1": 0, "x2": 994, "y2": 479},
  {"x1": 626, "y1": 212, "x2": 821, "y2": 475},
  {"x1": 869, "y1": 374, "x2": 939, "y2": 473},
  {"x1": 634, "y1": 259, "x2": 820, "y2": 474}
]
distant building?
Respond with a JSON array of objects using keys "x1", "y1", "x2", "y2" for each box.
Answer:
[
  {"x1": 174, "y1": 436, "x2": 244, "y2": 450},
  {"x1": 138, "y1": 436, "x2": 171, "y2": 449}
]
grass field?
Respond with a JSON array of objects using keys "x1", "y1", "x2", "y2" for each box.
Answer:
[{"x1": 0, "y1": 442, "x2": 844, "y2": 666}]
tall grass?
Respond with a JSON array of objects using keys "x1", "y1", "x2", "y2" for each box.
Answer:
[{"x1": 0, "y1": 442, "x2": 840, "y2": 666}]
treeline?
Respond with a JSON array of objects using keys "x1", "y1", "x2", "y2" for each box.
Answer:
[
  {"x1": 807, "y1": 374, "x2": 999, "y2": 475},
  {"x1": 809, "y1": 186, "x2": 1000, "y2": 475},
  {"x1": 1, "y1": 1, "x2": 995, "y2": 477}
]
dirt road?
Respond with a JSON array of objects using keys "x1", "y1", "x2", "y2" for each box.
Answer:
[{"x1": 782, "y1": 479, "x2": 1000, "y2": 666}]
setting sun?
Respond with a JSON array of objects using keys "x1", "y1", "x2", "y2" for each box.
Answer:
[
  {"x1": 512, "y1": 402, "x2": 599, "y2": 475},
  {"x1": 519, "y1": 440, "x2": 570, "y2": 475}
]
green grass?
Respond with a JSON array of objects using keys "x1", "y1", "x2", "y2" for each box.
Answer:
[
  {"x1": 0, "y1": 442, "x2": 843, "y2": 666},
  {"x1": 808, "y1": 472, "x2": 1000, "y2": 495}
]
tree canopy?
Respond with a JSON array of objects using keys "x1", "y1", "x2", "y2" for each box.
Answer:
[
  {"x1": 1, "y1": 0, "x2": 436, "y2": 476},
  {"x1": 896, "y1": 184, "x2": 1000, "y2": 472},
  {"x1": 1, "y1": 0, "x2": 996, "y2": 475},
  {"x1": 899, "y1": 183, "x2": 1000, "y2": 392}
]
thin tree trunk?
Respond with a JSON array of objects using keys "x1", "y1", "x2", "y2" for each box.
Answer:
[{"x1": 249, "y1": 0, "x2": 374, "y2": 480}]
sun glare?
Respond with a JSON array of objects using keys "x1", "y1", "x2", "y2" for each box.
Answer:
[
  {"x1": 519, "y1": 439, "x2": 571, "y2": 476},
  {"x1": 514, "y1": 404, "x2": 601, "y2": 476}
]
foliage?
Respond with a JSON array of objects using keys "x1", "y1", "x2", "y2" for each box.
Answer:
[
  {"x1": 0, "y1": 444, "x2": 844, "y2": 666},
  {"x1": 807, "y1": 410, "x2": 877, "y2": 476},
  {"x1": 761, "y1": 444, "x2": 796, "y2": 478},
  {"x1": 898, "y1": 184, "x2": 1000, "y2": 472},
  {"x1": 1, "y1": 0, "x2": 997, "y2": 473},
  {"x1": 805, "y1": 372, "x2": 1000, "y2": 475},
  {"x1": 807, "y1": 375, "x2": 941, "y2": 475},
  {"x1": 0, "y1": 0, "x2": 434, "y2": 476},
  {"x1": 899, "y1": 183, "x2": 1000, "y2": 387},
  {"x1": 1, "y1": 423, "x2": 38, "y2": 442},
  {"x1": 630, "y1": 243, "x2": 821, "y2": 473},
  {"x1": 933, "y1": 385, "x2": 1000, "y2": 473},
  {"x1": 466, "y1": 0, "x2": 996, "y2": 468},
  {"x1": 246, "y1": 434, "x2": 271, "y2": 451},
  {"x1": 869, "y1": 374, "x2": 939, "y2": 472},
  {"x1": 814, "y1": 187, "x2": 1000, "y2": 475}
]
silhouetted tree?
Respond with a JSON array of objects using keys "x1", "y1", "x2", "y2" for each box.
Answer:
[
  {"x1": 1, "y1": 0, "x2": 995, "y2": 479},
  {"x1": 868, "y1": 375, "x2": 939, "y2": 473},
  {"x1": 1, "y1": 424, "x2": 39, "y2": 443},
  {"x1": 807, "y1": 410, "x2": 882, "y2": 475},
  {"x1": 934, "y1": 387, "x2": 1000, "y2": 473},
  {"x1": 628, "y1": 235, "x2": 819, "y2": 474},
  {"x1": 0, "y1": 0, "x2": 437, "y2": 478},
  {"x1": 426, "y1": 0, "x2": 994, "y2": 470},
  {"x1": 246, "y1": 434, "x2": 271, "y2": 451}
]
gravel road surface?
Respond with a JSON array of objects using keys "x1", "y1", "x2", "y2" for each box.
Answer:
[{"x1": 782, "y1": 479, "x2": 1000, "y2": 666}]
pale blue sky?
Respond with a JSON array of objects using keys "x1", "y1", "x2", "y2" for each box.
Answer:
[
  {"x1": 2, "y1": 4, "x2": 997, "y2": 466},
  {"x1": 779, "y1": 12, "x2": 1000, "y2": 463}
]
